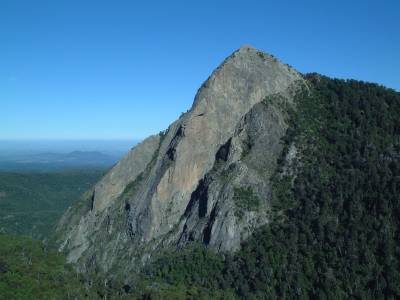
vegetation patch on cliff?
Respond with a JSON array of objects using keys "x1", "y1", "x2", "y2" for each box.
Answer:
[{"x1": 233, "y1": 186, "x2": 261, "y2": 219}]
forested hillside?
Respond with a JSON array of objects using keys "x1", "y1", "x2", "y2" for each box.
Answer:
[{"x1": 120, "y1": 75, "x2": 400, "y2": 299}]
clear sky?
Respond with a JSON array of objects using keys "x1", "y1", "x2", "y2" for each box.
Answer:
[{"x1": 1, "y1": 0, "x2": 399, "y2": 140}]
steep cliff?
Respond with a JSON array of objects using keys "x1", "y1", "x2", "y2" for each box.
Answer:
[{"x1": 56, "y1": 45, "x2": 307, "y2": 274}]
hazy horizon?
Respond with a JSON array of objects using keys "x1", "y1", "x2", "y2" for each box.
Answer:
[{"x1": 0, "y1": 139, "x2": 139, "y2": 156}]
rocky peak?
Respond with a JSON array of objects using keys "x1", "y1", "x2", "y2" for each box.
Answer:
[
  {"x1": 56, "y1": 46, "x2": 306, "y2": 274},
  {"x1": 192, "y1": 45, "x2": 298, "y2": 109}
]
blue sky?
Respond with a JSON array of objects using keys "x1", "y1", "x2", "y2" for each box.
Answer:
[{"x1": 1, "y1": 0, "x2": 399, "y2": 140}]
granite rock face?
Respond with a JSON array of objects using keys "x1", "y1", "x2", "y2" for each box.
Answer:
[{"x1": 56, "y1": 46, "x2": 306, "y2": 274}]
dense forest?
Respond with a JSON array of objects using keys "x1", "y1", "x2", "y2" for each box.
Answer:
[
  {"x1": 0, "y1": 170, "x2": 105, "y2": 239},
  {"x1": 0, "y1": 234, "x2": 96, "y2": 299},
  {"x1": 1, "y1": 75, "x2": 399, "y2": 299},
  {"x1": 122, "y1": 75, "x2": 400, "y2": 299}
]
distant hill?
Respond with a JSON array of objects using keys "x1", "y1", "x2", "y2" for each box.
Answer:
[{"x1": 0, "y1": 150, "x2": 119, "y2": 172}]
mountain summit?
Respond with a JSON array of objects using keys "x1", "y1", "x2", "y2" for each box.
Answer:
[{"x1": 56, "y1": 46, "x2": 306, "y2": 273}]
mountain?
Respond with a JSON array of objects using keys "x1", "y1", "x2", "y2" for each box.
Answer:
[
  {"x1": 55, "y1": 46, "x2": 400, "y2": 298},
  {"x1": 56, "y1": 45, "x2": 304, "y2": 268}
]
